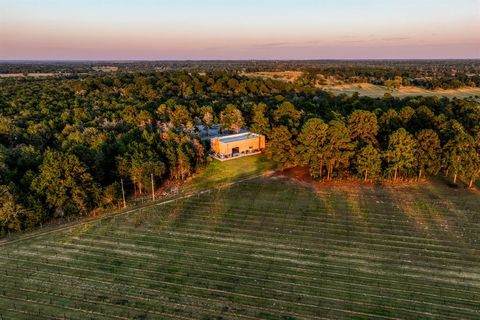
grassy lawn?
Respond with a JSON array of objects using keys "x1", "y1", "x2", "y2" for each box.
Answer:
[
  {"x1": 0, "y1": 176, "x2": 479, "y2": 319},
  {"x1": 183, "y1": 154, "x2": 275, "y2": 191}
]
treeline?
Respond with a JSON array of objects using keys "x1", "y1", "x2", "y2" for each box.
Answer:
[
  {"x1": 2, "y1": 60, "x2": 480, "y2": 90},
  {"x1": 262, "y1": 103, "x2": 480, "y2": 186},
  {"x1": 0, "y1": 70, "x2": 479, "y2": 234},
  {"x1": 300, "y1": 60, "x2": 480, "y2": 90}
]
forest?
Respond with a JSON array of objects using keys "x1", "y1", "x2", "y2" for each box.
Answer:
[
  {"x1": 1, "y1": 67, "x2": 480, "y2": 233},
  {"x1": 2, "y1": 60, "x2": 480, "y2": 89}
]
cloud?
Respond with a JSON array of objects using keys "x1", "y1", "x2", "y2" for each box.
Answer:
[
  {"x1": 340, "y1": 39, "x2": 368, "y2": 44},
  {"x1": 382, "y1": 37, "x2": 410, "y2": 42},
  {"x1": 252, "y1": 42, "x2": 291, "y2": 48}
]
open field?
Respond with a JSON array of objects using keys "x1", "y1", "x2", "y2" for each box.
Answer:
[
  {"x1": 0, "y1": 174, "x2": 479, "y2": 319},
  {"x1": 0, "y1": 73, "x2": 67, "y2": 78},
  {"x1": 240, "y1": 71, "x2": 303, "y2": 82},
  {"x1": 184, "y1": 154, "x2": 275, "y2": 191},
  {"x1": 242, "y1": 71, "x2": 480, "y2": 98},
  {"x1": 317, "y1": 83, "x2": 480, "y2": 98}
]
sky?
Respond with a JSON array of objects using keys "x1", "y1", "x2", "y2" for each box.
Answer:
[{"x1": 0, "y1": 0, "x2": 479, "y2": 60}]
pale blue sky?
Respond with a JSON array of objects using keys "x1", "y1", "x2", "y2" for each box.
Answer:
[{"x1": 0, "y1": 0, "x2": 479, "y2": 59}]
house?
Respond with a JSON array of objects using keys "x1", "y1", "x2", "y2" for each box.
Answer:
[{"x1": 210, "y1": 132, "x2": 266, "y2": 160}]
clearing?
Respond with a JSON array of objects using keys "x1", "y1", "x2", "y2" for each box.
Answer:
[
  {"x1": 0, "y1": 160, "x2": 479, "y2": 319},
  {"x1": 241, "y1": 71, "x2": 480, "y2": 98},
  {"x1": 183, "y1": 154, "x2": 275, "y2": 191},
  {"x1": 0, "y1": 73, "x2": 66, "y2": 78},
  {"x1": 240, "y1": 71, "x2": 303, "y2": 83},
  {"x1": 317, "y1": 83, "x2": 480, "y2": 99}
]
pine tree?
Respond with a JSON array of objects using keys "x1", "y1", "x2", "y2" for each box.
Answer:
[
  {"x1": 250, "y1": 103, "x2": 270, "y2": 136},
  {"x1": 323, "y1": 120, "x2": 355, "y2": 180},
  {"x1": 296, "y1": 118, "x2": 328, "y2": 178},
  {"x1": 32, "y1": 149, "x2": 98, "y2": 215},
  {"x1": 0, "y1": 186, "x2": 29, "y2": 231},
  {"x1": 200, "y1": 106, "x2": 214, "y2": 135},
  {"x1": 384, "y1": 128, "x2": 417, "y2": 182},
  {"x1": 354, "y1": 144, "x2": 382, "y2": 182},
  {"x1": 220, "y1": 104, "x2": 244, "y2": 133},
  {"x1": 443, "y1": 125, "x2": 479, "y2": 185},
  {"x1": 415, "y1": 129, "x2": 441, "y2": 179},
  {"x1": 348, "y1": 110, "x2": 378, "y2": 145},
  {"x1": 266, "y1": 126, "x2": 296, "y2": 169},
  {"x1": 471, "y1": 132, "x2": 480, "y2": 188},
  {"x1": 0, "y1": 145, "x2": 7, "y2": 184},
  {"x1": 272, "y1": 101, "x2": 302, "y2": 130}
]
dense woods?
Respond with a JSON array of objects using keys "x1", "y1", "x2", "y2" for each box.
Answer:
[{"x1": 1, "y1": 66, "x2": 479, "y2": 233}]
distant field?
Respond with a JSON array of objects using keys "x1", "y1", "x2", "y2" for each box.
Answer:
[
  {"x1": 0, "y1": 174, "x2": 479, "y2": 319},
  {"x1": 318, "y1": 83, "x2": 480, "y2": 98},
  {"x1": 0, "y1": 67, "x2": 117, "y2": 78},
  {"x1": 242, "y1": 71, "x2": 480, "y2": 98},
  {"x1": 241, "y1": 71, "x2": 303, "y2": 82},
  {"x1": 0, "y1": 73, "x2": 64, "y2": 78}
]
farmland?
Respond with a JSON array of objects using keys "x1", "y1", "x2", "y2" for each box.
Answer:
[
  {"x1": 0, "y1": 174, "x2": 479, "y2": 319},
  {"x1": 316, "y1": 83, "x2": 480, "y2": 99}
]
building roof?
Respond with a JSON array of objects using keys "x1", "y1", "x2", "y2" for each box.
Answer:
[
  {"x1": 217, "y1": 132, "x2": 260, "y2": 144},
  {"x1": 197, "y1": 125, "x2": 249, "y2": 141}
]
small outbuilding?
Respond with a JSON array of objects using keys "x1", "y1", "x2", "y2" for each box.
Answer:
[{"x1": 210, "y1": 132, "x2": 266, "y2": 161}]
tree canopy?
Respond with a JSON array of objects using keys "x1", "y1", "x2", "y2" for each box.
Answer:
[{"x1": 0, "y1": 67, "x2": 479, "y2": 233}]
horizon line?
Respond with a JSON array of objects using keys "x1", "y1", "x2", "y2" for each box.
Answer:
[{"x1": 1, "y1": 58, "x2": 480, "y2": 63}]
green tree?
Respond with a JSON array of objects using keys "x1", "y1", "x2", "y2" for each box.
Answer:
[
  {"x1": 170, "y1": 105, "x2": 191, "y2": 128},
  {"x1": 399, "y1": 106, "x2": 415, "y2": 126},
  {"x1": 250, "y1": 103, "x2": 270, "y2": 136},
  {"x1": 156, "y1": 104, "x2": 170, "y2": 123},
  {"x1": 379, "y1": 109, "x2": 402, "y2": 138},
  {"x1": 464, "y1": 151, "x2": 480, "y2": 188},
  {"x1": 354, "y1": 144, "x2": 382, "y2": 182},
  {"x1": 384, "y1": 76, "x2": 402, "y2": 89},
  {"x1": 0, "y1": 186, "x2": 29, "y2": 232},
  {"x1": 296, "y1": 118, "x2": 328, "y2": 178},
  {"x1": 415, "y1": 129, "x2": 441, "y2": 179},
  {"x1": 273, "y1": 101, "x2": 302, "y2": 130},
  {"x1": 220, "y1": 104, "x2": 244, "y2": 133},
  {"x1": 411, "y1": 106, "x2": 436, "y2": 131},
  {"x1": 347, "y1": 110, "x2": 379, "y2": 145},
  {"x1": 384, "y1": 128, "x2": 417, "y2": 182},
  {"x1": 136, "y1": 110, "x2": 153, "y2": 128},
  {"x1": 0, "y1": 145, "x2": 8, "y2": 183},
  {"x1": 32, "y1": 150, "x2": 99, "y2": 216},
  {"x1": 266, "y1": 126, "x2": 296, "y2": 169},
  {"x1": 101, "y1": 182, "x2": 121, "y2": 209},
  {"x1": 118, "y1": 144, "x2": 166, "y2": 195},
  {"x1": 200, "y1": 105, "x2": 215, "y2": 135},
  {"x1": 323, "y1": 120, "x2": 355, "y2": 180},
  {"x1": 443, "y1": 124, "x2": 478, "y2": 185},
  {"x1": 0, "y1": 117, "x2": 20, "y2": 145},
  {"x1": 469, "y1": 132, "x2": 480, "y2": 188}
]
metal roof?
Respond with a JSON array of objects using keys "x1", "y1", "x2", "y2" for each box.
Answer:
[{"x1": 218, "y1": 133, "x2": 259, "y2": 143}]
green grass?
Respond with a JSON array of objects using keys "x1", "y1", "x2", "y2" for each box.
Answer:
[
  {"x1": 183, "y1": 154, "x2": 275, "y2": 191},
  {"x1": 0, "y1": 176, "x2": 479, "y2": 319}
]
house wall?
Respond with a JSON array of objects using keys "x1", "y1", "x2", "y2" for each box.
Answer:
[
  {"x1": 219, "y1": 137, "x2": 259, "y2": 155},
  {"x1": 211, "y1": 134, "x2": 266, "y2": 156},
  {"x1": 211, "y1": 138, "x2": 220, "y2": 153},
  {"x1": 259, "y1": 135, "x2": 266, "y2": 149}
]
